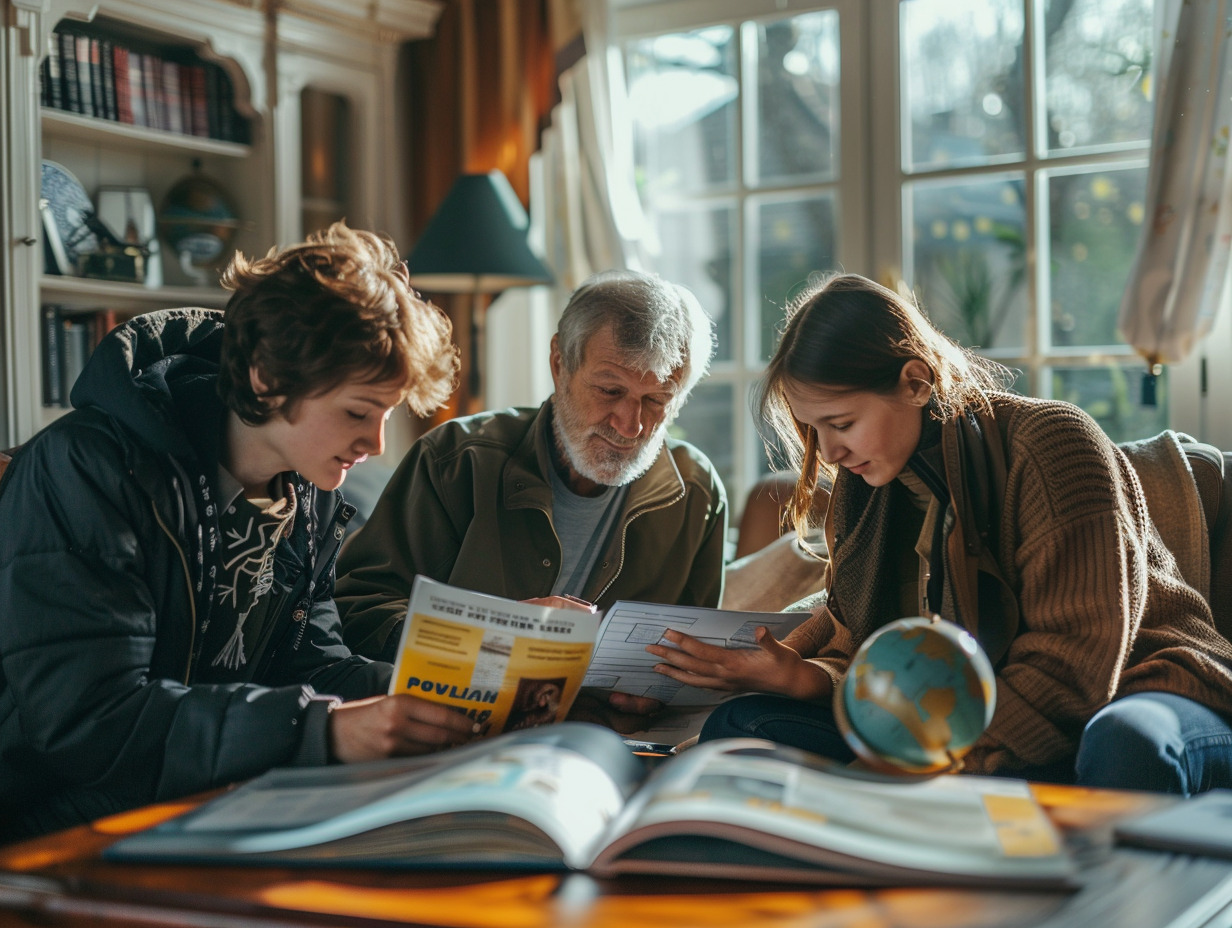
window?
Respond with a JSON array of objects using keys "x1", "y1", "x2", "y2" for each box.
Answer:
[
  {"x1": 619, "y1": 1, "x2": 864, "y2": 506},
  {"x1": 616, "y1": 0, "x2": 1175, "y2": 514},
  {"x1": 894, "y1": 0, "x2": 1162, "y2": 442}
]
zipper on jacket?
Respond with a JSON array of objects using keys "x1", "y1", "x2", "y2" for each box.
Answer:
[
  {"x1": 255, "y1": 498, "x2": 357, "y2": 676},
  {"x1": 594, "y1": 490, "x2": 684, "y2": 603},
  {"x1": 289, "y1": 501, "x2": 356, "y2": 652},
  {"x1": 150, "y1": 499, "x2": 197, "y2": 685}
]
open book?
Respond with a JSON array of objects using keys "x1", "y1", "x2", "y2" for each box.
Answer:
[
  {"x1": 388, "y1": 577, "x2": 810, "y2": 741},
  {"x1": 104, "y1": 722, "x2": 1075, "y2": 888}
]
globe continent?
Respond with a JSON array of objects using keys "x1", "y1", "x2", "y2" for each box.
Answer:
[{"x1": 835, "y1": 616, "x2": 995, "y2": 775}]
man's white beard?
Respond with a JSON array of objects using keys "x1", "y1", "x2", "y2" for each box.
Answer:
[{"x1": 553, "y1": 380, "x2": 666, "y2": 487}]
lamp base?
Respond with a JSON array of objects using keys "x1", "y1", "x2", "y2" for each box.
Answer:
[{"x1": 467, "y1": 289, "x2": 488, "y2": 413}]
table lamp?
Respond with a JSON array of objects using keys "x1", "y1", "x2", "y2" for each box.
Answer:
[{"x1": 405, "y1": 170, "x2": 553, "y2": 403}]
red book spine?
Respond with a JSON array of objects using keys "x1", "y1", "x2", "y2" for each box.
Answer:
[
  {"x1": 113, "y1": 45, "x2": 133, "y2": 124},
  {"x1": 186, "y1": 65, "x2": 209, "y2": 137},
  {"x1": 92, "y1": 309, "x2": 119, "y2": 347}
]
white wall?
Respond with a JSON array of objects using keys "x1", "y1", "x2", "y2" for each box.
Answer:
[
  {"x1": 1172, "y1": 286, "x2": 1232, "y2": 450},
  {"x1": 483, "y1": 286, "x2": 557, "y2": 411}
]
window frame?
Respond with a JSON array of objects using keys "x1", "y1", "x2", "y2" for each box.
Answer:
[
  {"x1": 615, "y1": 0, "x2": 870, "y2": 509},
  {"x1": 611, "y1": 0, "x2": 1226, "y2": 513}
]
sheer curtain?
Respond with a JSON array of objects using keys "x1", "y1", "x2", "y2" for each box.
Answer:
[
  {"x1": 1118, "y1": 0, "x2": 1232, "y2": 373},
  {"x1": 487, "y1": 0, "x2": 654, "y2": 407},
  {"x1": 536, "y1": 0, "x2": 652, "y2": 294}
]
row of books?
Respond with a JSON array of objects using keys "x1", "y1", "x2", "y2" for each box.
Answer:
[
  {"x1": 41, "y1": 306, "x2": 123, "y2": 408},
  {"x1": 40, "y1": 28, "x2": 247, "y2": 144}
]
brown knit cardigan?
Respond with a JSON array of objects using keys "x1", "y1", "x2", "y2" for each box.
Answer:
[{"x1": 784, "y1": 392, "x2": 1232, "y2": 776}]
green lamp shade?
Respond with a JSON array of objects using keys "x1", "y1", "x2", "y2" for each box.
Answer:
[{"x1": 406, "y1": 170, "x2": 553, "y2": 293}]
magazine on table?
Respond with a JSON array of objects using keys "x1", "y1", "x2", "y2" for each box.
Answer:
[{"x1": 104, "y1": 722, "x2": 1076, "y2": 888}]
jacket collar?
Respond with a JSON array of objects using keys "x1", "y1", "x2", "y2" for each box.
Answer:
[{"x1": 502, "y1": 399, "x2": 686, "y2": 516}]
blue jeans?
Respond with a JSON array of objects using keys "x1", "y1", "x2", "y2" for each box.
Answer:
[
  {"x1": 1076, "y1": 692, "x2": 1232, "y2": 796},
  {"x1": 699, "y1": 694, "x2": 856, "y2": 764},
  {"x1": 703, "y1": 691, "x2": 1232, "y2": 796}
]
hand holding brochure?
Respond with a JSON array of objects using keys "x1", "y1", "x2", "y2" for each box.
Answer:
[
  {"x1": 104, "y1": 723, "x2": 1076, "y2": 888},
  {"x1": 387, "y1": 577, "x2": 600, "y2": 735},
  {"x1": 388, "y1": 577, "x2": 811, "y2": 741},
  {"x1": 581, "y1": 600, "x2": 811, "y2": 740}
]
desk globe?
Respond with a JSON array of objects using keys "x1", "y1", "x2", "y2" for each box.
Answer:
[
  {"x1": 158, "y1": 162, "x2": 240, "y2": 286},
  {"x1": 834, "y1": 616, "x2": 995, "y2": 775}
]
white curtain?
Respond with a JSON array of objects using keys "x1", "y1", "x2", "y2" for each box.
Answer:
[
  {"x1": 487, "y1": 1, "x2": 652, "y2": 408},
  {"x1": 535, "y1": 0, "x2": 653, "y2": 295},
  {"x1": 1118, "y1": 0, "x2": 1232, "y2": 368}
]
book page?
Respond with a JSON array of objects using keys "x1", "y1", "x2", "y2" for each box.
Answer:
[
  {"x1": 107, "y1": 724, "x2": 645, "y2": 869},
  {"x1": 390, "y1": 577, "x2": 599, "y2": 736},
  {"x1": 581, "y1": 603, "x2": 810, "y2": 741},
  {"x1": 591, "y1": 739, "x2": 1074, "y2": 885}
]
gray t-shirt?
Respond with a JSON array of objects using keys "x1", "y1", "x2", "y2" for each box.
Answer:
[{"x1": 547, "y1": 465, "x2": 627, "y2": 598}]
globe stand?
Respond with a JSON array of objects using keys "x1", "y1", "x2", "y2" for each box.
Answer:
[{"x1": 176, "y1": 247, "x2": 211, "y2": 287}]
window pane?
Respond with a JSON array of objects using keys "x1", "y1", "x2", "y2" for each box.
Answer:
[
  {"x1": 749, "y1": 10, "x2": 840, "y2": 186},
  {"x1": 1047, "y1": 166, "x2": 1148, "y2": 348},
  {"x1": 901, "y1": 0, "x2": 1026, "y2": 170},
  {"x1": 671, "y1": 382, "x2": 735, "y2": 497},
  {"x1": 651, "y1": 205, "x2": 737, "y2": 362},
  {"x1": 754, "y1": 194, "x2": 839, "y2": 361},
  {"x1": 908, "y1": 175, "x2": 1028, "y2": 352},
  {"x1": 1050, "y1": 364, "x2": 1168, "y2": 442},
  {"x1": 1044, "y1": 0, "x2": 1154, "y2": 154},
  {"x1": 628, "y1": 27, "x2": 738, "y2": 196}
]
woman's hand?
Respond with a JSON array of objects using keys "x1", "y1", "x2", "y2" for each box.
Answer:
[
  {"x1": 328, "y1": 693, "x2": 478, "y2": 763},
  {"x1": 647, "y1": 627, "x2": 831, "y2": 701}
]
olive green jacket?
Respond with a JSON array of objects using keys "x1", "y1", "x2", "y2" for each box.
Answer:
[{"x1": 335, "y1": 403, "x2": 728, "y2": 661}]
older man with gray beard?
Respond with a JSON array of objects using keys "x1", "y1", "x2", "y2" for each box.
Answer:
[{"x1": 334, "y1": 269, "x2": 727, "y2": 733}]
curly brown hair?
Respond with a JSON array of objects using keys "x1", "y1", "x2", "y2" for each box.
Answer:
[{"x1": 217, "y1": 222, "x2": 458, "y2": 424}]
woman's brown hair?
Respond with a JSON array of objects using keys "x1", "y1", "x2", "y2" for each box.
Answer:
[
  {"x1": 756, "y1": 273, "x2": 1013, "y2": 536},
  {"x1": 217, "y1": 222, "x2": 458, "y2": 424}
]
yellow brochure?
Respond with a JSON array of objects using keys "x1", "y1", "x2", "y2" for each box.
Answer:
[{"x1": 389, "y1": 576, "x2": 599, "y2": 735}]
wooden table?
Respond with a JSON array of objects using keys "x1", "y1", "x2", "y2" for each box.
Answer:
[{"x1": 1, "y1": 784, "x2": 1231, "y2": 928}]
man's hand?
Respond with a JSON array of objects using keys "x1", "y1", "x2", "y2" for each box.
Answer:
[
  {"x1": 647, "y1": 627, "x2": 831, "y2": 701},
  {"x1": 328, "y1": 693, "x2": 478, "y2": 763},
  {"x1": 566, "y1": 688, "x2": 664, "y2": 734}
]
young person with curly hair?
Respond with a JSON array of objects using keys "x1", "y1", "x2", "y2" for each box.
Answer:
[{"x1": 0, "y1": 223, "x2": 474, "y2": 841}]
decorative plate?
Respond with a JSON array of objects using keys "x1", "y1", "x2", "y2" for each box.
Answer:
[{"x1": 40, "y1": 160, "x2": 98, "y2": 273}]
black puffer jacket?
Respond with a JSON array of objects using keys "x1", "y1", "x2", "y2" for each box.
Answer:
[{"x1": 0, "y1": 309, "x2": 391, "y2": 841}]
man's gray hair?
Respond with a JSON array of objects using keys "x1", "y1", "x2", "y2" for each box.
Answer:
[{"x1": 556, "y1": 269, "x2": 715, "y2": 406}]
